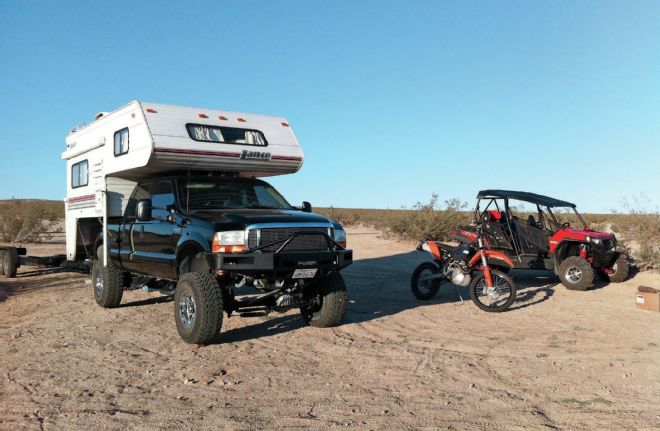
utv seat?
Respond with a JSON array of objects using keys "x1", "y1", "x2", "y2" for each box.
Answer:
[{"x1": 528, "y1": 215, "x2": 538, "y2": 228}]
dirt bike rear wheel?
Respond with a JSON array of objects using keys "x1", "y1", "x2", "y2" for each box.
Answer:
[{"x1": 410, "y1": 262, "x2": 442, "y2": 300}]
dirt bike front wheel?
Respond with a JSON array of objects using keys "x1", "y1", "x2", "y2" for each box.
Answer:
[
  {"x1": 469, "y1": 269, "x2": 516, "y2": 312},
  {"x1": 410, "y1": 262, "x2": 442, "y2": 300}
]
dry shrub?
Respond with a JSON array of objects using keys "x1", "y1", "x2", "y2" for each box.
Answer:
[
  {"x1": 611, "y1": 196, "x2": 660, "y2": 270},
  {"x1": 319, "y1": 195, "x2": 472, "y2": 241},
  {"x1": 0, "y1": 199, "x2": 64, "y2": 242}
]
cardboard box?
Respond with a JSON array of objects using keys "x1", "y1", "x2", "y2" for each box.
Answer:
[{"x1": 636, "y1": 286, "x2": 660, "y2": 312}]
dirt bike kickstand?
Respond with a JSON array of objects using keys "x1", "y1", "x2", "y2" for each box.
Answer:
[{"x1": 454, "y1": 285, "x2": 464, "y2": 304}]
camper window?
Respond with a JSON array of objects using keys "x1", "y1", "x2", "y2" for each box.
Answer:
[
  {"x1": 114, "y1": 128, "x2": 129, "y2": 156},
  {"x1": 71, "y1": 160, "x2": 88, "y2": 188},
  {"x1": 186, "y1": 124, "x2": 268, "y2": 147}
]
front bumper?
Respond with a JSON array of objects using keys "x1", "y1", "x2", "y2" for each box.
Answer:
[{"x1": 206, "y1": 248, "x2": 353, "y2": 277}]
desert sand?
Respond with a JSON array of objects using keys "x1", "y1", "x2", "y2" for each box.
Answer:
[{"x1": 1, "y1": 226, "x2": 659, "y2": 430}]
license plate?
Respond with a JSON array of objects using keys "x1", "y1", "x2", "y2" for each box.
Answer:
[{"x1": 292, "y1": 268, "x2": 318, "y2": 279}]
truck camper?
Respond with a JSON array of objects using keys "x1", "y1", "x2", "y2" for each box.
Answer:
[{"x1": 57, "y1": 101, "x2": 352, "y2": 344}]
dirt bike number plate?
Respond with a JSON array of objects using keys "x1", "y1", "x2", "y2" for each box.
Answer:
[{"x1": 292, "y1": 268, "x2": 318, "y2": 279}]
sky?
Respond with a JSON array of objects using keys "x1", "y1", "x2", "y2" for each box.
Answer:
[{"x1": 1, "y1": 1, "x2": 659, "y2": 213}]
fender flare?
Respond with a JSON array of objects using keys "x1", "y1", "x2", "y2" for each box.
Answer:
[
  {"x1": 176, "y1": 235, "x2": 211, "y2": 274},
  {"x1": 469, "y1": 250, "x2": 515, "y2": 268}
]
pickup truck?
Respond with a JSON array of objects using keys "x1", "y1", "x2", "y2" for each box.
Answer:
[{"x1": 92, "y1": 174, "x2": 353, "y2": 344}]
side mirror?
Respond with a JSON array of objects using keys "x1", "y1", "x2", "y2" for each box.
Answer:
[
  {"x1": 136, "y1": 199, "x2": 152, "y2": 221},
  {"x1": 302, "y1": 201, "x2": 312, "y2": 213}
]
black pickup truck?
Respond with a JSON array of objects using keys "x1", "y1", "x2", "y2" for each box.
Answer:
[{"x1": 92, "y1": 174, "x2": 352, "y2": 344}]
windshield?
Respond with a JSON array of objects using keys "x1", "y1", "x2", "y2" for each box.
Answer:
[{"x1": 176, "y1": 177, "x2": 293, "y2": 212}]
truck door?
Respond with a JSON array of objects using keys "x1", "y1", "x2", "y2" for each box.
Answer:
[
  {"x1": 135, "y1": 180, "x2": 177, "y2": 279},
  {"x1": 118, "y1": 182, "x2": 153, "y2": 274}
]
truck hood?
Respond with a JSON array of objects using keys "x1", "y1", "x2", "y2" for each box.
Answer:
[{"x1": 188, "y1": 209, "x2": 331, "y2": 230}]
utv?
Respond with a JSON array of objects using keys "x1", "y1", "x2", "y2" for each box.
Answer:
[{"x1": 453, "y1": 190, "x2": 629, "y2": 291}]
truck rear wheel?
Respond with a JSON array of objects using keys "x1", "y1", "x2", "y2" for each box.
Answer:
[
  {"x1": 174, "y1": 272, "x2": 223, "y2": 344},
  {"x1": 606, "y1": 253, "x2": 629, "y2": 283},
  {"x1": 2, "y1": 247, "x2": 19, "y2": 278},
  {"x1": 558, "y1": 256, "x2": 594, "y2": 291},
  {"x1": 92, "y1": 261, "x2": 124, "y2": 308},
  {"x1": 300, "y1": 272, "x2": 347, "y2": 328}
]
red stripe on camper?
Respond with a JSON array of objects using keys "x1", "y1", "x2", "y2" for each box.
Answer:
[
  {"x1": 154, "y1": 148, "x2": 241, "y2": 158},
  {"x1": 271, "y1": 155, "x2": 303, "y2": 162},
  {"x1": 66, "y1": 194, "x2": 95, "y2": 203}
]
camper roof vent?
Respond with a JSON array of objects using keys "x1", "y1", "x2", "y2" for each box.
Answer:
[{"x1": 93, "y1": 112, "x2": 110, "y2": 122}]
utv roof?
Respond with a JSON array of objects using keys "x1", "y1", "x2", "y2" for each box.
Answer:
[{"x1": 477, "y1": 190, "x2": 576, "y2": 208}]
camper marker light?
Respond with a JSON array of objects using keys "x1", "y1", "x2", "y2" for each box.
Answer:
[
  {"x1": 199, "y1": 113, "x2": 208, "y2": 118},
  {"x1": 281, "y1": 122, "x2": 290, "y2": 127},
  {"x1": 146, "y1": 108, "x2": 157, "y2": 113},
  {"x1": 237, "y1": 117, "x2": 246, "y2": 122},
  {"x1": 218, "y1": 116, "x2": 228, "y2": 121}
]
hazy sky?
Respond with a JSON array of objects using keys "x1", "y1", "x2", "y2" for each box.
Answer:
[{"x1": 1, "y1": 1, "x2": 659, "y2": 212}]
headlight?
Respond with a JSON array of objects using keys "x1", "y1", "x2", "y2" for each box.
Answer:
[
  {"x1": 212, "y1": 230, "x2": 246, "y2": 253},
  {"x1": 215, "y1": 230, "x2": 245, "y2": 245},
  {"x1": 333, "y1": 227, "x2": 347, "y2": 247},
  {"x1": 586, "y1": 236, "x2": 601, "y2": 245}
]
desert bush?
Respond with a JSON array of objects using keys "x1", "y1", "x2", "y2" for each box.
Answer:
[
  {"x1": 0, "y1": 199, "x2": 64, "y2": 242},
  {"x1": 611, "y1": 196, "x2": 660, "y2": 270}
]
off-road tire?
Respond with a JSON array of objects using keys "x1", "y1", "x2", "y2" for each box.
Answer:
[
  {"x1": 0, "y1": 250, "x2": 5, "y2": 275},
  {"x1": 3, "y1": 247, "x2": 19, "y2": 278},
  {"x1": 92, "y1": 260, "x2": 124, "y2": 307},
  {"x1": 558, "y1": 256, "x2": 594, "y2": 291},
  {"x1": 410, "y1": 262, "x2": 441, "y2": 300},
  {"x1": 606, "y1": 253, "x2": 629, "y2": 283},
  {"x1": 300, "y1": 272, "x2": 347, "y2": 328},
  {"x1": 469, "y1": 269, "x2": 517, "y2": 312},
  {"x1": 174, "y1": 272, "x2": 223, "y2": 344}
]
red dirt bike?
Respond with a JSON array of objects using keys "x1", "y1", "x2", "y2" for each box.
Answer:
[{"x1": 411, "y1": 224, "x2": 518, "y2": 312}]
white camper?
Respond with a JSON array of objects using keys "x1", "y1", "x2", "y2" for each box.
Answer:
[{"x1": 61, "y1": 101, "x2": 304, "y2": 264}]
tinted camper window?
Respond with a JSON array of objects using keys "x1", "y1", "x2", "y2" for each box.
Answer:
[
  {"x1": 186, "y1": 124, "x2": 268, "y2": 147},
  {"x1": 71, "y1": 160, "x2": 88, "y2": 188},
  {"x1": 114, "y1": 128, "x2": 129, "y2": 156}
]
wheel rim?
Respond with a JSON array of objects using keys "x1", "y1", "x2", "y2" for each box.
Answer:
[
  {"x1": 565, "y1": 266, "x2": 582, "y2": 284},
  {"x1": 95, "y1": 270, "x2": 104, "y2": 296},
  {"x1": 474, "y1": 275, "x2": 512, "y2": 308},
  {"x1": 179, "y1": 293, "x2": 196, "y2": 327},
  {"x1": 417, "y1": 268, "x2": 436, "y2": 295},
  {"x1": 610, "y1": 262, "x2": 618, "y2": 275}
]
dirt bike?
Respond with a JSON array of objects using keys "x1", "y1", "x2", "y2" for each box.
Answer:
[{"x1": 410, "y1": 224, "x2": 517, "y2": 312}]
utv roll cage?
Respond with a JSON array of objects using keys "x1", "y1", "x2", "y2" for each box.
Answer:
[{"x1": 473, "y1": 190, "x2": 587, "y2": 258}]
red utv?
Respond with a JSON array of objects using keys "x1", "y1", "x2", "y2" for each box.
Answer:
[{"x1": 454, "y1": 190, "x2": 629, "y2": 291}]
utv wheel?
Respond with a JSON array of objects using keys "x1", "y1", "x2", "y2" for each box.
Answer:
[
  {"x1": 174, "y1": 272, "x2": 223, "y2": 344},
  {"x1": 469, "y1": 269, "x2": 517, "y2": 312},
  {"x1": 2, "y1": 247, "x2": 19, "y2": 278},
  {"x1": 606, "y1": 254, "x2": 629, "y2": 283},
  {"x1": 410, "y1": 262, "x2": 441, "y2": 300},
  {"x1": 558, "y1": 256, "x2": 594, "y2": 291},
  {"x1": 92, "y1": 260, "x2": 124, "y2": 308},
  {"x1": 0, "y1": 250, "x2": 5, "y2": 275},
  {"x1": 300, "y1": 272, "x2": 347, "y2": 328}
]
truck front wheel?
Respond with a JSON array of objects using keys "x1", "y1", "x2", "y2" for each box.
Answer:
[
  {"x1": 92, "y1": 261, "x2": 124, "y2": 308},
  {"x1": 300, "y1": 272, "x2": 347, "y2": 328},
  {"x1": 174, "y1": 272, "x2": 223, "y2": 344}
]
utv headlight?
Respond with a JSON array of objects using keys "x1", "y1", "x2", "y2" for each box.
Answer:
[{"x1": 586, "y1": 236, "x2": 601, "y2": 245}]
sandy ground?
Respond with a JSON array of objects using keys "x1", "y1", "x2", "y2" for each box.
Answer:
[{"x1": 1, "y1": 227, "x2": 659, "y2": 430}]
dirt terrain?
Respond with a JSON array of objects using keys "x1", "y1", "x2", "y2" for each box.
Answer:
[{"x1": 1, "y1": 227, "x2": 659, "y2": 430}]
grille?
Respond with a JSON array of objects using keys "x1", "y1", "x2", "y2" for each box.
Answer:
[{"x1": 248, "y1": 227, "x2": 331, "y2": 252}]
